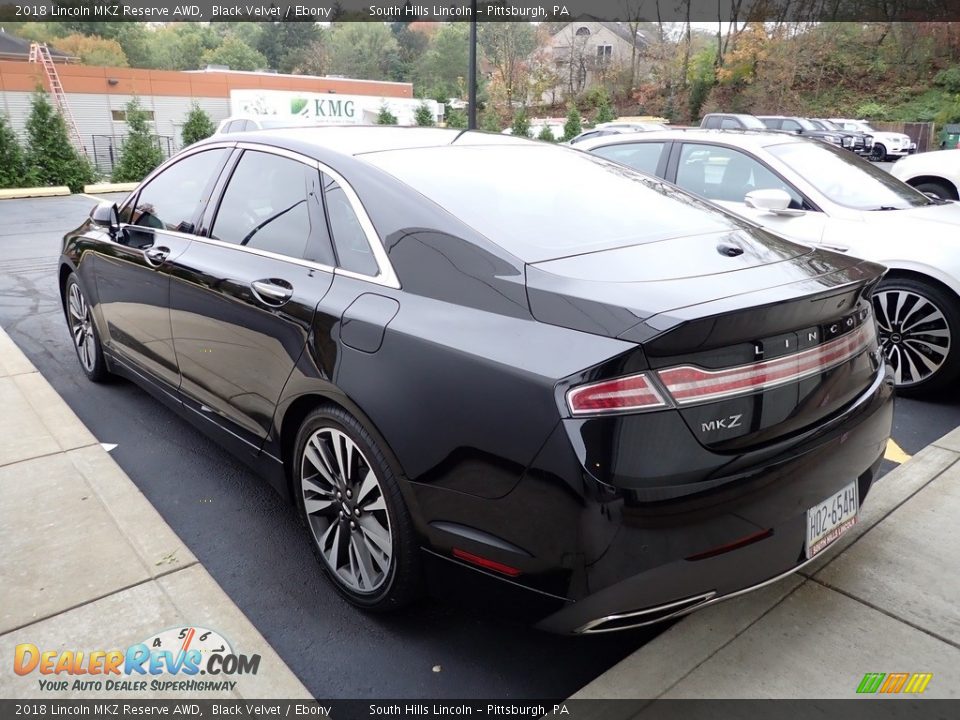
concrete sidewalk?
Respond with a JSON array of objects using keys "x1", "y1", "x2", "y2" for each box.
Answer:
[
  {"x1": 575, "y1": 427, "x2": 960, "y2": 703},
  {"x1": 0, "y1": 327, "x2": 311, "y2": 700}
]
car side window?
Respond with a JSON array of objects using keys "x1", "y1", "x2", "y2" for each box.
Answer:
[
  {"x1": 761, "y1": 118, "x2": 779, "y2": 129},
  {"x1": 211, "y1": 150, "x2": 326, "y2": 262},
  {"x1": 720, "y1": 118, "x2": 740, "y2": 129},
  {"x1": 122, "y1": 148, "x2": 228, "y2": 239},
  {"x1": 322, "y1": 174, "x2": 379, "y2": 277},
  {"x1": 676, "y1": 144, "x2": 805, "y2": 207},
  {"x1": 782, "y1": 119, "x2": 802, "y2": 132},
  {"x1": 592, "y1": 142, "x2": 666, "y2": 176}
]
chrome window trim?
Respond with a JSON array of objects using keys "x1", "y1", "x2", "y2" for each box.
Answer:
[{"x1": 236, "y1": 142, "x2": 401, "y2": 290}]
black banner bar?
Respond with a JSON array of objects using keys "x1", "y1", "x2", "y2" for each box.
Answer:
[
  {"x1": 2, "y1": 0, "x2": 960, "y2": 23},
  {"x1": 0, "y1": 700, "x2": 955, "y2": 720}
]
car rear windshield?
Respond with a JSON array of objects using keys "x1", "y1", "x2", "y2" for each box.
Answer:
[{"x1": 362, "y1": 145, "x2": 738, "y2": 262}]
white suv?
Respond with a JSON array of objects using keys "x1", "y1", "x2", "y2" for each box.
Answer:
[{"x1": 830, "y1": 119, "x2": 916, "y2": 161}]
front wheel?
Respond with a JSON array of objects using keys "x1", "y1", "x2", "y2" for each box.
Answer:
[
  {"x1": 64, "y1": 274, "x2": 109, "y2": 382},
  {"x1": 293, "y1": 405, "x2": 422, "y2": 611},
  {"x1": 873, "y1": 277, "x2": 960, "y2": 396},
  {"x1": 870, "y1": 143, "x2": 887, "y2": 161}
]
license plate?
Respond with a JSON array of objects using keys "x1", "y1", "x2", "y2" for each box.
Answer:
[{"x1": 806, "y1": 481, "x2": 859, "y2": 558}]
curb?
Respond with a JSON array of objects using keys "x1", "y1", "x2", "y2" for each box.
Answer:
[
  {"x1": 0, "y1": 186, "x2": 70, "y2": 199},
  {"x1": 84, "y1": 182, "x2": 138, "y2": 194}
]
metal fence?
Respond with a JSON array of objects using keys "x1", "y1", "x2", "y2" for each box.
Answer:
[
  {"x1": 872, "y1": 121, "x2": 936, "y2": 152},
  {"x1": 90, "y1": 135, "x2": 175, "y2": 175}
]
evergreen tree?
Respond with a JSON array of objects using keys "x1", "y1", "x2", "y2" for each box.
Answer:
[
  {"x1": 445, "y1": 109, "x2": 468, "y2": 129},
  {"x1": 113, "y1": 98, "x2": 164, "y2": 183},
  {"x1": 537, "y1": 125, "x2": 556, "y2": 143},
  {"x1": 0, "y1": 114, "x2": 26, "y2": 189},
  {"x1": 376, "y1": 104, "x2": 398, "y2": 125},
  {"x1": 511, "y1": 109, "x2": 532, "y2": 138},
  {"x1": 414, "y1": 102, "x2": 435, "y2": 127},
  {"x1": 562, "y1": 106, "x2": 583, "y2": 141},
  {"x1": 480, "y1": 111, "x2": 502, "y2": 133},
  {"x1": 181, "y1": 103, "x2": 216, "y2": 147},
  {"x1": 24, "y1": 91, "x2": 95, "y2": 193},
  {"x1": 596, "y1": 97, "x2": 616, "y2": 124}
]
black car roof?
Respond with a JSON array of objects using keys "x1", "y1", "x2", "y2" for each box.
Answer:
[{"x1": 202, "y1": 126, "x2": 531, "y2": 159}]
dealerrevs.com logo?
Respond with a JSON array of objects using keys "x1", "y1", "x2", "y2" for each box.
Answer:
[{"x1": 14, "y1": 626, "x2": 260, "y2": 693}]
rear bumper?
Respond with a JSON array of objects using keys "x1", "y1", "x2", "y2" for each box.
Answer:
[{"x1": 535, "y1": 363, "x2": 894, "y2": 634}]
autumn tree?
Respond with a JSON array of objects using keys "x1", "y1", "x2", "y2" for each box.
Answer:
[
  {"x1": 53, "y1": 34, "x2": 128, "y2": 67},
  {"x1": 479, "y1": 23, "x2": 538, "y2": 109}
]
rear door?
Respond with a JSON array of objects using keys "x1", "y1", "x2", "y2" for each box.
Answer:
[
  {"x1": 168, "y1": 147, "x2": 336, "y2": 453},
  {"x1": 97, "y1": 147, "x2": 231, "y2": 394}
]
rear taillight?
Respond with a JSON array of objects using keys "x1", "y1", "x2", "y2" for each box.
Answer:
[
  {"x1": 566, "y1": 320, "x2": 875, "y2": 416},
  {"x1": 566, "y1": 373, "x2": 666, "y2": 415},
  {"x1": 658, "y1": 323, "x2": 874, "y2": 405}
]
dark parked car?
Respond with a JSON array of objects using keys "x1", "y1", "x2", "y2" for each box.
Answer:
[
  {"x1": 60, "y1": 128, "x2": 893, "y2": 634},
  {"x1": 699, "y1": 113, "x2": 768, "y2": 130},
  {"x1": 809, "y1": 118, "x2": 873, "y2": 155}
]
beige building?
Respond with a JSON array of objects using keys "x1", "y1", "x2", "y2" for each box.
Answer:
[{"x1": 544, "y1": 19, "x2": 648, "y2": 100}]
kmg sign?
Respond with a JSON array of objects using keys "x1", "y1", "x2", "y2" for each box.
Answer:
[{"x1": 230, "y1": 89, "x2": 440, "y2": 126}]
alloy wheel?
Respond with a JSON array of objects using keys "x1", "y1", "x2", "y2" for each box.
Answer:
[
  {"x1": 67, "y1": 282, "x2": 97, "y2": 372},
  {"x1": 300, "y1": 427, "x2": 393, "y2": 594},
  {"x1": 873, "y1": 289, "x2": 951, "y2": 387}
]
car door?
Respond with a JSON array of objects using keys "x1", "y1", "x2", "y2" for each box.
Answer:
[
  {"x1": 96, "y1": 147, "x2": 231, "y2": 394},
  {"x1": 168, "y1": 147, "x2": 337, "y2": 454},
  {"x1": 670, "y1": 142, "x2": 829, "y2": 245},
  {"x1": 589, "y1": 141, "x2": 670, "y2": 179}
]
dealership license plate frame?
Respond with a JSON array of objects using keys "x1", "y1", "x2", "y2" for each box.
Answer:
[{"x1": 806, "y1": 481, "x2": 859, "y2": 559}]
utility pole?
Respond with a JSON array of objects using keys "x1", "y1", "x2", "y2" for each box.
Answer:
[{"x1": 468, "y1": 0, "x2": 478, "y2": 129}]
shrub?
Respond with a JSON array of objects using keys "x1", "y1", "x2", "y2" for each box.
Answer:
[
  {"x1": 933, "y1": 66, "x2": 960, "y2": 94},
  {"x1": 595, "y1": 97, "x2": 616, "y2": 124},
  {"x1": 376, "y1": 104, "x2": 398, "y2": 125},
  {"x1": 414, "y1": 102, "x2": 435, "y2": 127},
  {"x1": 854, "y1": 102, "x2": 889, "y2": 120},
  {"x1": 0, "y1": 114, "x2": 26, "y2": 189},
  {"x1": 562, "y1": 105, "x2": 582, "y2": 141},
  {"x1": 445, "y1": 109, "x2": 468, "y2": 129},
  {"x1": 24, "y1": 91, "x2": 95, "y2": 193},
  {"x1": 480, "y1": 110, "x2": 502, "y2": 133},
  {"x1": 113, "y1": 98, "x2": 164, "y2": 183},
  {"x1": 181, "y1": 103, "x2": 216, "y2": 147},
  {"x1": 510, "y1": 109, "x2": 532, "y2": 138},
  {"x1": 537, "y1": 125, "x2": 556, "y2": 143}
]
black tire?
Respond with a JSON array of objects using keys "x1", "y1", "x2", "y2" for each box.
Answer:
[
  {"x1": 293, "y1": 404, "x2": 422, "y2": 611},
  {"x1": 63, "y1": 274, "x2": 109, "y2": 383},
  {"x1": 873, "y1": 276, "x2": 960, "y2": 397},
  {"x1": 914, "y1": 181, "x2": 956, "y2": 201},
  {"x1": 870, "y1": 143, "x2": 886, "y2": 161}
]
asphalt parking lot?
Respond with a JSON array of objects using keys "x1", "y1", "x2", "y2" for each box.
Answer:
[{"x1": 2, "y1": 190, "x2": 957, "y2": 697}]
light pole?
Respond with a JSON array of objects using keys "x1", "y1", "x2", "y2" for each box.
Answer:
[{"x1": 468, "y1": 0, "x2": 478, "y2": 129}]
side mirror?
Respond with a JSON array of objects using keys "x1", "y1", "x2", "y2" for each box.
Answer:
[
  {"x1": 744, "y1": 189, "x2": 803, "y2": 216},
  {"x1": 90, "y1": 202, "x2": 120, "y2": 238}
]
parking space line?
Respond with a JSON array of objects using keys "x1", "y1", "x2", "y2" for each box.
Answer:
[
  {"x1": 885, "y1": 438, "x2": 912, "y2": 464},
  {"x1": 79, "y1": 193, "x2": 109, "y2": 203}
]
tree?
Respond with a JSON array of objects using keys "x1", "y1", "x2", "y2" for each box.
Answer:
[
  {"x1": 258, "y1": 20, "x2": 322, "y2": 73},
  {"x1": 0, "y1": 114, "x2": 26, "y2": 189},
  {"x1": 479, "y1": 23, "x2": 538, "y2": 109},
  {"x1": 446, "y1": 109, "x2": 468, "y2": 129},
  {"x1": 327, "y1": 23, "x2": 399, "y2": 80},
  {"x1": 481, "y1": 110, "x2": 502, "y2": 133},
  {"x1": 147, "y1": 24, "x2": 219, "y2": 71},
  {"x1": 201, "y1": 36, "x2": 268, "y2": 71},
  {"x1": 24, "y1": 91, "x2": 94, "y2": 193},
  {"x1": 510, "y1": 109, "x2": 532, "y2": 137},
  {"x1": 414, "y1": 102, "x2": 435, "y2": 127},
  {"x1": 562, "y1": 105, "x2": 582, "y2": 141},
  {"x1": 416, "y1": 23, "x2": 470, "y2": 101},
  {"x1": 537, "y1": 125, "x2": 556, "y2": 142},
  {"x1": 181, "y1": 103, "x2": 215, "y2": 147},
  {"x1": 112, "y1": 98, "x2": 164, "y2": 183},
  {"x1": 55, "y1": 34, "x2": 128, "y2": 67},
  {"x1": 376, "y1": 104, "x2": 398, "y2": 125}
]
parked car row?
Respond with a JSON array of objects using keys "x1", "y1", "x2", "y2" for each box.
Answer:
[
  {"x1": 62, "y1": 124, "x2": 937, "y2": 636},
  {"x1": 576, "y1": 128, "x2": 960, "y2": 394}
]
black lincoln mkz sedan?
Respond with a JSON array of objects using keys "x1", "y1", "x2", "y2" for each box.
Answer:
[{"x1": 60, "y1": 127, "x2": 893, "y2": 634}]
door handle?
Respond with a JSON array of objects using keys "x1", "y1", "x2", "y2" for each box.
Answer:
[
  {"x1": 251, "y1": 279, "x2": 294, "y2": 305},
  {"x1": 144, "y1": 246, "x2": 171, "y2": 265}
]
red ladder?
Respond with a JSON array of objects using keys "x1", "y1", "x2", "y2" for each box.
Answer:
[{"x1": 28, "y1": 42, "x2": 86, "y2": 155}]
